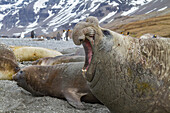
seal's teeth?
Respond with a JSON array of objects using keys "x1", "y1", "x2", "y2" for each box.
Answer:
[
  {"x1": 82, "y1": 69, "x2": 87, "y2": 78},
  {"x1": 82, "y1": 69, "x2": 87, "y2": 72}
]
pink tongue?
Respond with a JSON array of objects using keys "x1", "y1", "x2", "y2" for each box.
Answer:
[{"x1": 85, "y1": 40, "x2": 92, "y2": 70}]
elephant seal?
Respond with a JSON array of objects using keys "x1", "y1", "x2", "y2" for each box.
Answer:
[
  {"x1": 13, "y1": 62, "x2": 100, "y2": 109},
  {"x1": 0, "y1": 57, "x2": 20, "y2": 80},
  {"x1": 10, "y1": 46, "x2": 62, "y2": 61},
  {"x1": 0, "y1": 43, "x2": 17, "y2": 62},
  {"x1": 72, "y1": 16, "x2": 170, "y2": 113},
  {"x1": 32, "y1": 54, "x2": 85, "y2": 66}
]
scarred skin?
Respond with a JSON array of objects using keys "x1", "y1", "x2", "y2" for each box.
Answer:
[
  {"x1": 72, "y1": 16, "x2": 170, "y2": 113},
  {"x1": 13, "y1": 62, "x2": 100, "y2": 109}
]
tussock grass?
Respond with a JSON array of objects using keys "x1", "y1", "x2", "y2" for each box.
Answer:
[{"x1": 110, "y1": 14, "x2": 170, "y2": 38}]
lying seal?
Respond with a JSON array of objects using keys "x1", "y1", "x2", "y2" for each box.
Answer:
[
  {"x1": 32, "y1": 54, "x2": 85, "y2": 66},
  {"x1": 13, "y1": 62, "x2": 100, "y2": 109},
  {"x1": 0, "y1": 57, "x2": 20, "y2": 80},
  {"x1": 72, "y1": 16, "x2": 170, "y2": 113},
  {"x1": 0, "y1": 43, "x2": 17, "y2": 62},
  {"x1": 10, "y1": 46, "x2": 62, "y2": 61}
]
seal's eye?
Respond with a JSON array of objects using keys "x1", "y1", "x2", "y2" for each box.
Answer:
[
  {"x1": 15, "y1": 67, "x2": 20, "y2": 71},
  {"x1": 19, "y1": 71, "x2": 23, "y2": 74}
]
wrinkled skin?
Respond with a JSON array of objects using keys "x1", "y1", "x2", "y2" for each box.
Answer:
[
  {"x1": 72, "y1": 16, "x2": 170, "y2": 113},
  {"x1": 13, "y1": 62, "x2": 100, "y2": 109}
]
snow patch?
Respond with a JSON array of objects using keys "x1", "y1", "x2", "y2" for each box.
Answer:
[
  {"x1": 34, "y1": 0, "x2": 49, "y2": 14},
  {"x1": 99, "y1": 11, "x2": 117, "y2": 23},
  {"x1": 153, "y1": 0, "x2": 158, "y2": 3},
  {"x1": 17, "y1": 25, "x2": 24, "y2": 28},
  {"x1": 43, "y1": 10, "x2": 55, "y2": 22},
  {"x1": 48, "y1": 0, "x2": 81, "y2": 27},
  {"x1": 138, "y1": 7, "x2": 146, "y2": 13},
  {"x1": 0, "y1": 23, "x2": 3, "y2": 29},
  {"x1": 145, "y1": 8, "x2": 157, "y2": 14},
  {"x1": 0, "y1": 0, "x2": 24, "y2": 11},
  {"x1": 130, "y1": 0, "x2": 153, "y2": 6},
  {"x1": 90, "y1": 4, "x2": 100, "y2": 12},
  {"x1": 121, "y1": 7, "x2": 139, "y2": 16},
  {"x1": 157, "y1": 6, "x2": 167, "y2": 12},
  {"x1": 52, "y1": 3, "x2": 62, "y2": 9},
  {"x1": 107, "y1": 1, "x2": 119, "y2": 6},
  {"x1": 42, "y1": 29, "x2": 49, "y2": 34},
  {"x1": 0, "y1": 14, "x2": 5, "y2": 21},
  {"x1": 27, "y1": 16, "x2": 39, "y2": 28}
]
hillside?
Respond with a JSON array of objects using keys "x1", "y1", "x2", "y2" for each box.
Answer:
[
  {"x1": 108, "y1": 10, "x2": 170, "y2": 38},
  {"x1": 1, "y1": 0, "x2": 170, "y2": 37}
]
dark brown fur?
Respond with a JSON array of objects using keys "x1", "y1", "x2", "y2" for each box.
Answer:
[{"x1": 13, "y1": 62, "x2": 100, "y2": 109}]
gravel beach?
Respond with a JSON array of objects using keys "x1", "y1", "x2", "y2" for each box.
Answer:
[
  {"x1": 0, "y1": 38, "x2": 82, "y2": 52},
  {"x1": 0, "y1": 38, "x2": 109, "y2": 113}
]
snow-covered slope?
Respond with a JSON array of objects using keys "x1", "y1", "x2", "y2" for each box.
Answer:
[{"x1": 0, "y1": 0, "x2": 169, "y2": 37}]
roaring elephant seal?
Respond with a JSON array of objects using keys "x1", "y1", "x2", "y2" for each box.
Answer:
[
  {"x1": 32, "y1": 54, "x2": 85, "y2": 66},
  {"x1": 72, "y1": 16, "x2": 170, "y2": 113},
  {"x1": 0, "y1": 57, "x2": 20, "y2": 80},
  {"x1": 0, "y1": 43, "x2": 17, "y2": 62},
  {"x1": 13, "y1": 62, "x2": 100, "y2": 109},
  {"x1": 10, "y1": 46, "x2": 62, "y2": 61}
]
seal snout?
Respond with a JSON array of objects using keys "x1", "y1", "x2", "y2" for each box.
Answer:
[
  {"x1": 12, "y1": 70, "x2": 24, "y2": 81},
  {"x1": 14, "y1": 66, "x2": 20, "y2": 73}
]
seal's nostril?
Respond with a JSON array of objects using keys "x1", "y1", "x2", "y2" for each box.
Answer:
[{"x1": 79, "y1": 39, "x2": 84, "y2": 42}]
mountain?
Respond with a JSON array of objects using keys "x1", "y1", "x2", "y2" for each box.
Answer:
[{"x1": 0, "y1": 0, "x2": 170, "y2": 37}]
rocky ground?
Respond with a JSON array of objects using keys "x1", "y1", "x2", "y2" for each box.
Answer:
[{"x1": 0, "y1": 38, "x2": 109, "y2": 113}]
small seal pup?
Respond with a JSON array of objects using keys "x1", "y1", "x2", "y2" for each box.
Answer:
[
  {"x1": 10, "y1": 46, "x2": 62, "y2": 61},
  {"x1": 0, "y1": 57, "x2": 20, "y2": 80},
  {"x1": 72, "y1": 16, "x2": 170, "y2": 113},
  {"x1": 13, "y1": 62, "x2": 100, "y2": 109},
  {"x1": 32, "y1": 54, "x2": 85, "y2": 66}
]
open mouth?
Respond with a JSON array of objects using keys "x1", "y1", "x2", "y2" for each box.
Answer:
[{"x1": 81, "y1": 38, "x2": 94, "y2": 74}]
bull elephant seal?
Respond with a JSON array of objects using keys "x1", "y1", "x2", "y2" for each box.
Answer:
[
  {"x1": 10, "y1": 46, "x2": 62, "y2": 61},
  {"x1": 0, "y1": 57, "x2": 20, "y2": 80},
  {"x1": 72, "y1": 16, "x2": 170, "y2": 113},
  {"x1": 13, "y1": 62, "x2": 100, "y2": 109},
  {"x1": 32, "y1": 54, "x2": 85, "y2": 66}
]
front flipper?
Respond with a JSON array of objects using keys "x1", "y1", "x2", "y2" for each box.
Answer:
[{"x1": 63, "y1": 88, "x2": 87, "y2": 109}]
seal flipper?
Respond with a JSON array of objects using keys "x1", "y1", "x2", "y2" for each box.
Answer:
[{"x1": 63, "y1": 88, "x2": 87, "y2": 109}]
